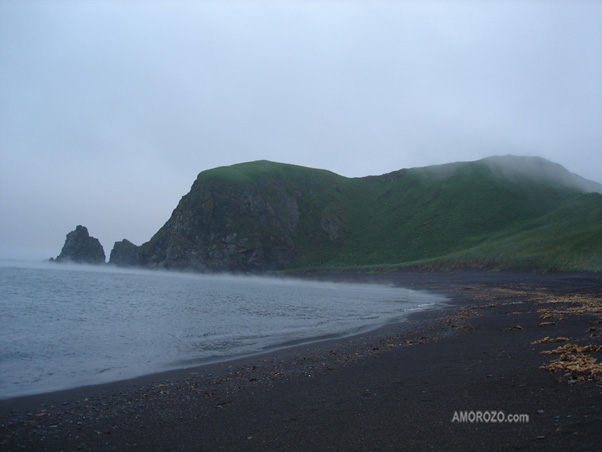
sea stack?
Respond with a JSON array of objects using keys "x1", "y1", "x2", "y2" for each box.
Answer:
[
  {"x1": 109, "y1": 239, "x2": 140, "y2": 267},
  {"x1": 55, "y1": 225, "x2": 106, "y2": 264}
]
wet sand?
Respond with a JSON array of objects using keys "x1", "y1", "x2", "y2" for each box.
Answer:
[{"x1": 1, "y1": 269, "x2": 601, "y2": 451}]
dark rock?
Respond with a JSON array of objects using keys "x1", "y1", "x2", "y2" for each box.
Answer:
[
  {"x1": 137, "y1": 164, "x2": 307, "y2": 272},
  {"x1": 109, "y1": 239, "x2": 140, "y2": 267},
  {"x1": 55, "y1": 225, "x2": 106, "y2": 264}
]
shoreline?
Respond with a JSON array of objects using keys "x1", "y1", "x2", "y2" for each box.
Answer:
[
  {"x1": 0, "y1": 274, "x2": 452, "y2": 405},
  {"x1": 0, "y1": 279, "x2": 458, "y2": 411},
  {"x1": 2, "y1": 269, "x2": 601, "y2": 451}
]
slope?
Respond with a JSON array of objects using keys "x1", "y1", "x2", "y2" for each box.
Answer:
[
  {"x1": 131, "y1": 156, "x2": 602, "y2": 272},
  {"x1": 446, "y1": 192, "x2": 602, "y2": 271}
]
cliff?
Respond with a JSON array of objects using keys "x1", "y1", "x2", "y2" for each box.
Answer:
[
  {"x1": 136, "y1": 162, "x2": 347, "y2": 271},
  {"x1": 128, "y1": 156, "x2": 602, "y2": 272}
]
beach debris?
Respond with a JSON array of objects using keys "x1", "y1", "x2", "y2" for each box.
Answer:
[
  {"x1": 477, "y1": 288, "x2": 602, "y2": 325},
  {"x1": 445, "y1": 306, "x2": 481, "y2": 328},
  {"x1": 535, "y1": 293, "x2": 602, "y2": 321},
  {"x1": 510, "y1": 325, "x2": 524, "y2": 330},
  {"x1": 539, "y1": 343, "x2": 602, "y2": 382},
  {"x1": 538, "y1": 311, "x2": 567, "y2": 320},
  {"x1": 541, "y1": 344, "x2": 602, "y2": 354},
  {"x1": 531, "y1": 293, "x2": 602, "y2": 385},
  {"x1": 456, "y1": 306, "x2": 478, "y2": 319},
  {"x1": 403, "y1": 337, "x2": 432, "y2": 346},
  {"x1": 214, "y1": 401, "x2": 233, "y2": 408},
  {"x1": 531, "y1": 336, "x2": 569, "y2": 345}
]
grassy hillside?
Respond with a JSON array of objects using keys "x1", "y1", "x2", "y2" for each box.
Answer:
[
  {"x1": 138, "y1": 156, "x2": 602, "y2": 272},
  {"x1": 289, "y1": 158, "x2": 600, "y2": 271},
  {"x1": 445, "y1": 192, "x2": 602, "y2": 271}
]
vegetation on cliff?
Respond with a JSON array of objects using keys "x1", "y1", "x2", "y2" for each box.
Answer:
[{"x1": 131, "y1": 156, "x2": 602, "y2": 272}]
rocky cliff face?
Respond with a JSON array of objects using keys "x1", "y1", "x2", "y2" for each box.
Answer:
[
  {"x1": 55, "y1": 225, "x2": 106, "y2": 264},
  {"x1": 139, "y1": 177, "x2": 300, "y2": 271},
  {"x1": 137, "y1": 161, "x2": 347, "y2": 272},
  {"x1": 109, "y1": 239, "x2": 140, "y2": 267}
]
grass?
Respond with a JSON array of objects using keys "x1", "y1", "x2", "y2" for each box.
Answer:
[{"x1": 141, "y1": 158, "x2": 602, "y2": 272}]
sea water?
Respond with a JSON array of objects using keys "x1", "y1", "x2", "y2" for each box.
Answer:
[{"x1": 0, "y1": 261, "x2": 447, "y2": 399}]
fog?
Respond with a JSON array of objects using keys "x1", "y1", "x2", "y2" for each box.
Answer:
[
  {"x1": 1, "y1": 1, "x2": 601, "y2": 260},
  {"x1": 0, "y1": 258, "x2": 396, "y2": 293}
]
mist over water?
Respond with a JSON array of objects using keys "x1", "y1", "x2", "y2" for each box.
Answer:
[{"x1": 0, "y1": 261, "x2": 447, "y2": 399}]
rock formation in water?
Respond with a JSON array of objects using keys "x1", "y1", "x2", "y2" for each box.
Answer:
[
  {"x1": 109, "y1": 239, "x2": 140, "y2": 267},
  {"x1": 55, "y1": 225, "x2": 106, "y2": 264}
]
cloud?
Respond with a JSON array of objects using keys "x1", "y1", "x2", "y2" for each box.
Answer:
[{"x1": 1, "y1": 0, "x2": 601, "y2": 259}]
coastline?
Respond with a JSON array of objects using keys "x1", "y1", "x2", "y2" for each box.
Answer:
[
  {"x1": 1, "y1": 269, "x2": 601, "y2": 451},
  {"x1": 0, "y1": 276, "x2": 457, "y2": 411}
]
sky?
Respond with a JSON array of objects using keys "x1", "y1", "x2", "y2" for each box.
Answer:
[{"x1": 1, "y1": 0, "x2": 601, "y2": 261}]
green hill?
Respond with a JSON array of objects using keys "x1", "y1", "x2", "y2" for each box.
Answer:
[
  {"x1": 126, "y1": 156, "x2": 602, "y2": 272},
  {"x1": 446, "y1": 192, "x2": 602, "y2": 271}
]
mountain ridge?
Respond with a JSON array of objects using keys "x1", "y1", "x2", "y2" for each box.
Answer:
[{"x1": 101, "y1": 155, "x2": 602, "y2": 272}]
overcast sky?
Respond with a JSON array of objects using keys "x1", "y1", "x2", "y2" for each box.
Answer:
[{"x1": 1, "y1": 0, "x2": 601, "y2": 261}]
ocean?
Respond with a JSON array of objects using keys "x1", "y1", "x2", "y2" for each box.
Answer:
[{"x1": 0, "y1": 261, "x2": 447, "y2": 399}]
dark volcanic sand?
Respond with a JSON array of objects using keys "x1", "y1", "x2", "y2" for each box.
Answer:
[{"x1": 1, "y1": 269, "x2": 601, "y2": 451}]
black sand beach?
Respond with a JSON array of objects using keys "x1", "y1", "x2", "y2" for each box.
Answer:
[{"x1": 1, "y1": 269, "x2": 601, "y2": 451}]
